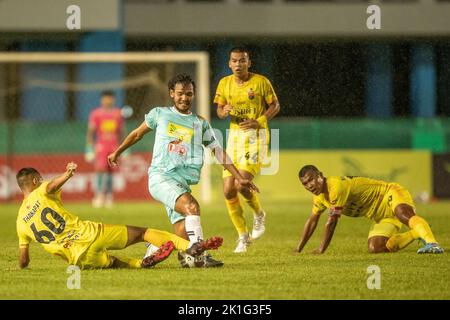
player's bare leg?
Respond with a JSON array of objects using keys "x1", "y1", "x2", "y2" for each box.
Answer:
[
  {"x1": 394, "y1": 204, "x2": 443, "y2": 254},
  {"x1": 173, "y1": 219, "x2": 189, "y2": 240},
  {"x1": 236, "y1": 169, "x2": 266, "y2": 241},
  {"x1": 368, "y1": 236, "x2": 390, "y2": 253}
]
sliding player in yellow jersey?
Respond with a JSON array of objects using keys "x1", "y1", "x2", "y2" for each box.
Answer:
[
  {"x1": 296, "y1": 165, "x2": 444, "y2": 254},
  {"x1": 16, "y1": 162, "x2": 222, "y2": 270},
  {"x1": 214, "y1": 47, "x2": 280, "y2": 253}
]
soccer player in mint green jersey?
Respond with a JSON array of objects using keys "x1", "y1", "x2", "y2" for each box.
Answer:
[{"x1": 108, "y1": 74, "x2": 259, "y2": 267}]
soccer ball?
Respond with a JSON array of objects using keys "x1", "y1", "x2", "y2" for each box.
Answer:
[{"x1": 178, "y1": 251, "x2": 205, "y2": 268}]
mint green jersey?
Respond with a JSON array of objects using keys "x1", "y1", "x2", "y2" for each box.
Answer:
[{"x1": 145, "y1": 106, "x2": 220, "y2": 185}]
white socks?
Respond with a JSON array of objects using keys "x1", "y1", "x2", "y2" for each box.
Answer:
[
  {"x1": 185, "y1": 215, "x2": 204, "y2": 247},
  {"x1": 143, "y1": 243, "x2": 160, "y2": 259}
]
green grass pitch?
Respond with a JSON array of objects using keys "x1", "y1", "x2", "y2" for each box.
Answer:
[{"x1": 0, "y1": 199, "x2": 449, "y2": 299}]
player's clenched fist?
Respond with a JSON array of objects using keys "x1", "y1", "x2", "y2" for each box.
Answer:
[
  {"x1": 223, "y1": 104, "x2": 233, "y2": 116},
  {"x1": 66, "y1": 162, "x2": 77, "y2": 176},
  {"x1": 107, "y1": 152, "x2": 119, "y2": 167}
]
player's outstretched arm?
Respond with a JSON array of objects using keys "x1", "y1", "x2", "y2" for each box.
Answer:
[
  {"x1": 314, "y1": 209, "x2": 341, "y2": 254},
  {"x1": 295, "y1": 213, "x2": 321, "y2": 253},
  {"x1": 18, "y1": 246, "x2": 30, "y2": 269},
  {"x1": 213, "y1": 146, "x2": 259, "y2": 193},
  {"x1": 46, "y1": 162, "x2": 77, "y2": 194},
  {"x1": 108, "y1": 121, "x2": 151, "y2": 166}
]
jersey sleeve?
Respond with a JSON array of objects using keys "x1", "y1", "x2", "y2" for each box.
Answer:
[
  {"x1": 312, "y1": 196, "x2": 327, "y2": 215},
  {"x1": 262, "y1": 77, "x2": 278, "y2": 105},
  {"x1": 144, "y1": 107, "x2": 159, "y2": 130},
  {"x1": 214, "y1": 78, "x2": 228, "y2": 105},
  {"x1": 17, "y1": 222, "x2": 31, "y2": 247},
  {"x1": 328, "y1": 177, "x2": 350, "y2": 209},
  {"x1": 202, "y1": 119, "x2": 221, "y2": 150}
]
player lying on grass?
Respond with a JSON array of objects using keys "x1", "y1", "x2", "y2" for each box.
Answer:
[
  {"x1": 16, "y1": 162, "x2": 222, "y2": 270},
  {"x1": 296, "y1": 165, "x2": 444, "y2": 254}
]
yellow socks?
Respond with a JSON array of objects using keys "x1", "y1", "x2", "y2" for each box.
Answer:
[
  {"x1": 144, "y1": 229, "x2": 189, "y2": 251},
  {"x1": 112, "y1": 257, "x2": 142, "y2": 269},
  {"x1": 408, "y1": 215, "x2": 437, "y2": 244},
  {"x1": 386, "y1": 231, "x2": 415, "y2": 252},
  {"x1": 243, "y1": 193, "x2": 263, "y2": 216},
  {"x1": 225, "y1": 197, "x2": 248, "y2": 234}
]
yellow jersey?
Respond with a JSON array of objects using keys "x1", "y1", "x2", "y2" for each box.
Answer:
[
  {"x1": 312, "y1": 176, "x2": 393, "y2": 221},
  {"x1": 16, "y1": 182, "x2": 100, "y2": 265},
  {"x1": 214, "y1": 73, "x2": 277, "y2": 131}
]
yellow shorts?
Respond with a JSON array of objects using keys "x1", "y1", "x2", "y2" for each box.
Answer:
[
  {"x1": 372, "y1": 183, "x2": 415, "y2": 221},
  {"x1": 368, "y1": 184, "x2": 414, "y2": 238},
  {"x1": 223, "y1": 162, "x2": 261, "y2": 178},
  {"x1": 368, "y1": 218, "x2": 403, "y2": 239},
  {"x1": 222, "y1": 144, "x2": 268, "y2": 178},
  {"x1": 77, "y1": 224, "x2": 128, "y2": 269}
]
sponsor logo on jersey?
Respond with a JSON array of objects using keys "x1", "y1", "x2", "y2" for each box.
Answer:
[
  {"x1": 248, "y1": 88, "x2": 255, "y2": 100},
  {"x1": 167, "y1": 122, "x2": 193, "y2": 143}
]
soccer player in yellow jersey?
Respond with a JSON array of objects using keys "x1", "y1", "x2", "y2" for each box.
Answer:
[
  {"x1": 16, "y1": 162, "x2": 222, "y2": 270},
  {"x1": 214, "y1": 47, "x2": 280, "y2": 253},
  {"x1": 296, "y1": 165, "x2": 444, "y2": 254}
]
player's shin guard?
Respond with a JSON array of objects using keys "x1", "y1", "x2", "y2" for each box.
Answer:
[
  {"x1": 225, "y1": 197, "x2": 248, "y2": 235},
  {"x1": 408, "y1": 216, "x2": 438, "y2": 244},
  {"x1": 185, "y1": 215, "x2": 204, "y2": 247},
  {"x1": 144, "y1": 229, "x2": 189, "y2": 251},
  {"x1": 386, "y1": 231, "x2": 415, "y2": 252},
  {"x1": 244, "y1": 193, "x2": 263, "y2": 216}
]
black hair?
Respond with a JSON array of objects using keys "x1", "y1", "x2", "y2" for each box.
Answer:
[
  {"x1": 16, "y1": 167, "x2": 40, "y2": 188},
  {"x1": 168, "y1": 73, "x2": 196, "y2": 93},
  {"x1": 299, "y1": 165, "x2": 320, "y2": 178},
  {"x1": 101, "y1": 90, "x2": 115, "y2": 97},
  {"x1": 229, "y1": 47, "x2": 250, "y2": 58}
]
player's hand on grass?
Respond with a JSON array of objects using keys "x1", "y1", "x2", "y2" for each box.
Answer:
[
  {"x1": 66, "y1": 162, "x2": 77, "y2": 177},
  {"x1": 107, "y1": 152, "x2": 119, "y2": 167},
  {"x1": 239, "y1": 119, "x2": 259, "y2": 131}
]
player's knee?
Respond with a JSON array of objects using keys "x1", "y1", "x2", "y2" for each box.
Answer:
[
  {"x1": 237, "y1": 184, "x2": 250, "y2": 195},
  {"x1": 368, "y1": 238, "x2": 388, "y2": 253},
  {"x1": 184, "y1": 199, "x2": 200, "y2": 215},
  {"x1": 368, "y1": 244, "x2": 380, "y2": 253},
  {"x1": 394, "y1": 203, "x2": 415, "y2": 224},
  {"x1": 223, "y1": 186, "x2": 238, "y2": 199}
]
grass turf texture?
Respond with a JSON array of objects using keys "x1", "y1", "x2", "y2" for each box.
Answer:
[{"x1": 0, "y1": 201, "x2": 449, "y2": 299}]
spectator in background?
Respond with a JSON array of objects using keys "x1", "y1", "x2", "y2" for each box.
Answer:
[{"x1": 85, "y1": 90, "x2": 125, "y2": 208}]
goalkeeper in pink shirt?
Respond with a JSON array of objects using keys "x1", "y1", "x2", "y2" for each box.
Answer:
[{"x1": 86, "y1": 91, "x2": 126, "y2": 208}]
